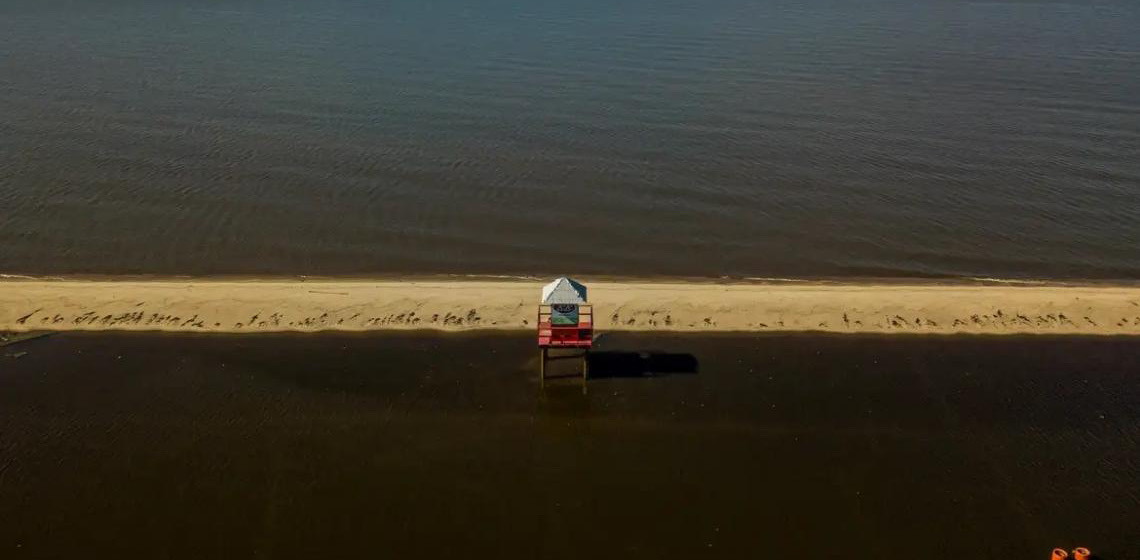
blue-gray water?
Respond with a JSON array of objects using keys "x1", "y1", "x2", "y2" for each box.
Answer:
[{"x1": 1, "y1": 0, "x2": 1138, "y2": 279}]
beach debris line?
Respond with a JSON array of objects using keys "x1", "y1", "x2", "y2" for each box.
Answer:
[
  {"x1": 537, "y1": 277, "x2": 593, "y2": 392},
  {"x1": 3, "y1": 280, "x2": 1140, "y2": 335}
]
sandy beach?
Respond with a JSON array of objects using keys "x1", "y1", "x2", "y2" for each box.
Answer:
[{"x1": 2, "y1": 278, "x2": 1139, "y2": 335}]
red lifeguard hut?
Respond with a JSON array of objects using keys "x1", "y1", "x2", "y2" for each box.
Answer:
[{"x1": 537, "y1": 277, "x2": 593, "y2": 389}]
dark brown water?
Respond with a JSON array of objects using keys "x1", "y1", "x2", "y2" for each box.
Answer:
[
  {"x1": 2, "y1": 332, "x2": 1137, "y2": 558},
  {"x1": 1, "y1": 0, "x2": 1139, "y2": 279}
]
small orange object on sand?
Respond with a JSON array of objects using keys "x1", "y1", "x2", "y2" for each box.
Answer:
[
  {"x1": 1071, "y1": 547, "x2": 1091, "y2": 560},
  {"x1": 1052, "y1": 549, "x2": 1069, "y2": 560}
]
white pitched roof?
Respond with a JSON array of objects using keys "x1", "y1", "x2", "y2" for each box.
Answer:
[{"x1": 541, "y1": 277, "x2": 587, "y2": 304}]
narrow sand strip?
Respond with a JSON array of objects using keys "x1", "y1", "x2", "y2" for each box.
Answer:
[{"x1": 2, "y1": 279, "x2": 1139, "y2": 335}]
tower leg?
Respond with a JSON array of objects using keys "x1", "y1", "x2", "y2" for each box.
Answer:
[
  {"x1": 539, "y1": 348, "x2": 547, "y2": 388},
  {"x1": 581, "y1": 351, "x2": 589, "y2": 394}
]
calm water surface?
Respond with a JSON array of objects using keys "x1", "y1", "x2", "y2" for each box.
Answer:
[
  {"x1": 1, "y1": 0, "x2": 1138, "y2": 278},
  {"x1": 1, "y1": 333, "x2": 1138, "y2": 558}
]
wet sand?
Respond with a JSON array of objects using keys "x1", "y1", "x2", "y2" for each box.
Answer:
[
  {"x1": 1, "y1": 332, "x2": 1137, "y2": 559},
  {"x1": 3, "y1": 278, "x2": 1140, "y2": 335}
]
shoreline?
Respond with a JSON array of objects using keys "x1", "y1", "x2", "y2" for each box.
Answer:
[
  {"x1": 5, "y1": 272, "x2": 1140, "y2": 287},
  {"x1": 3, "y1": 278, "x2": 1140, "y2": 335}
]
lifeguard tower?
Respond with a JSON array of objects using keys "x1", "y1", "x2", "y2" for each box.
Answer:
[{"x1": 537, "y1": 277, "x2": 593, "y2": 389}]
